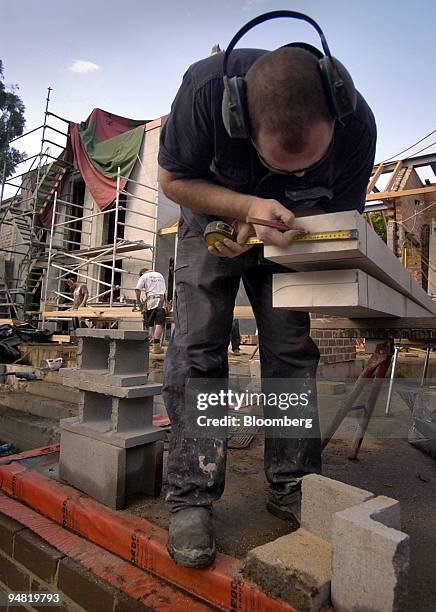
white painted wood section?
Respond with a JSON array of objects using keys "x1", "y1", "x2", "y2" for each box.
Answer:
[
  {"x1": 264, "y1": 211, "x2": 436, "y2": 315},
  {"x1": 272, "y1": 270, "x2": 433, "y2": 318}
]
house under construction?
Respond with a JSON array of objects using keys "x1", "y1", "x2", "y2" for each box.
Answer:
[{"x1": 0, "y1": 96, "x2": 178, "y2": 324}]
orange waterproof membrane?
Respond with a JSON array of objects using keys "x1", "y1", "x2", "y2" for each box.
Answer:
[
  {"x1": 0, "y1": 493, "x2": 213, "y2": 610},
  {"x1": 0, "y1": 448, "x2": 296, "y2": 612}
]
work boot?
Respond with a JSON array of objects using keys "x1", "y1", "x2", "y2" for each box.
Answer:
[
  {"x1": 151, "y1": 342, "x2": 164, "y2": 354},
  {"x1": 167, "y1": 507, "x2": 216, "y2": 568},
  {"x1": 266, "y1": 480, "x2": 302, "y2": 526}
]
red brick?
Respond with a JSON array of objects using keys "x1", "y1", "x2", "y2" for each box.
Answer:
[
  {"x1": 0, "y1": 552, "x2": 29, "y2": 592},
  {"x1": 0, "y1": 512, "x2": 25, "y2": 557},
  {"x1": 57, "y1": 558, "x2": 116, "y2": 612},
  {"x1": 14, "y1": 531, "x2": 64, "y2": 584}
]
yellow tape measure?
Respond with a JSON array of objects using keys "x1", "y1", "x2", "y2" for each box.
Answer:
[{"x1": 244, "y1": 229, "x2": 358, "y2": 245}]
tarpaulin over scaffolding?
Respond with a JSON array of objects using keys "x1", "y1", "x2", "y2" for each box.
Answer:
[
  {"x1": 67, "y1": 108, "x2": 148, "y2": 210},
  {"x1": 38, "y1": 109, "x2": 149, "y2": 229}
]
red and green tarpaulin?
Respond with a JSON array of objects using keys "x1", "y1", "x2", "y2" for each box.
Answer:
[{"x1": 40, "y1": 108, "x2": 149, "y2": 227}]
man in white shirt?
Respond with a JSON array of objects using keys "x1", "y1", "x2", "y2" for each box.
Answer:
[{"x1": 135, "y1": 268, "x2": 166, "y2": 354}]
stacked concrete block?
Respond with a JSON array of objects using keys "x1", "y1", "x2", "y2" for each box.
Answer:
[
  {"x1": 59, "y1": 329, "x2": 165, "y2": 509},
  {"x1": 243, "y1": 474, "x2": 409, "y2": 612}
]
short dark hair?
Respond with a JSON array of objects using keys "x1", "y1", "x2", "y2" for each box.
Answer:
[
  {"x1": 139, "y1": 268, "x2": 149, "y2": 275},
  {"x1": 246, "y1": 47, "x2": 333, "y2": 154},
  {"x1": 65, "y1": 275, "x2": 77, "y2": 282}
]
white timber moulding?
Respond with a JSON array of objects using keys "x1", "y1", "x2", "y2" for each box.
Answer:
[
  {"x1": 272, "y1": 270, "x2": 433, "y2": 318},
  {"x1": 264, "y1": 211, "x2": 436, "y2": 316}
]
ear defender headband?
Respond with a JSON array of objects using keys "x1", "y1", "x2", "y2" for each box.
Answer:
[{"x1": 222, "y1": 10, "x2": 357, "y2": 139}]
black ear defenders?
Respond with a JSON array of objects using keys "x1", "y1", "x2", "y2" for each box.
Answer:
[{"x1": 221, "y1": 10, "x2": 357, "y2": 139}]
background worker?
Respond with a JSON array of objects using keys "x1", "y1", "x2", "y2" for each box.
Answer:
[
  {"x1": 65, "y1": 276, "x2": 88, "y2": 330},
  {"x1": 134, "y1": 267, "x2": 167, "y2": 354},
  {"x1": 158, "y1": 11, "x2": 376, "y2": 568}
]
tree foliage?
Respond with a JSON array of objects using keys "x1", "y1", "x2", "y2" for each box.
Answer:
[{"x1": 0, "y1": 60, "x2": 26, "y2": 180}]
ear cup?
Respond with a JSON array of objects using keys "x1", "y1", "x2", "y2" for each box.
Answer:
[
  {"x1": 318, "y1": 56, "x2": 356, "y2": 121},
  {"x1": 222, "y1": 76, "x2": 250, "y2": 138}
]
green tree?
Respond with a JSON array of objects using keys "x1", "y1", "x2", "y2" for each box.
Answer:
[{"x1": 0, "y1": 60, "x2": 26, "y2": 181}]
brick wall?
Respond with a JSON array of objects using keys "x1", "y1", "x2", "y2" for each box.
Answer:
[
  {"x1": 310, "y1": 328, "x2": 356, "y2": 364},
  {"x1": 0, "y1": 512, "x2": 148, "y2": 611}
]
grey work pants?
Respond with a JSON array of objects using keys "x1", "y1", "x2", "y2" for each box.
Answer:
[{"x1": 163, "y1": 234, "x2": 321, "y2": 512}]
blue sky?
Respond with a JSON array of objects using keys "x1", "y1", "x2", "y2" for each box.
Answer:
[{"x1": 2, "y1": 0, "x2": 436, "y2": 185}]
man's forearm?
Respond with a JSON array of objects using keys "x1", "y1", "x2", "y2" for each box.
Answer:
[{"x1": 159, "y1": 168, "x2": 253, "y2": 222}]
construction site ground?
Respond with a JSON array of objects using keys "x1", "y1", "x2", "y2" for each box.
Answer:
[{"x1": 0, "y1": 348, "x2": 435, "y2": 610}]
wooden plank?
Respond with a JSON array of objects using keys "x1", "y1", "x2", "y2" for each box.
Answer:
[
  {"x1": 273, "y1": 269, "x2": 433, "y2": 318},
  {"x1": 366, "y1": 163, "x2": 384, "y2": 193},
  {"x1": 366, "y1": 184, "x2": 436, "y2": 201},
  {"x1": 45, "y1": 305, "x2": 256, "y2": 320},
  {"x1": 383, "y1": 160, "x2": 403, "y2": 192},
  {"x1": 264, "y1": 211, "x2": 436, "y2": 316}
]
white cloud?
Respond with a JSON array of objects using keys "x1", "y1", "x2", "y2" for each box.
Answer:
[{"x1": 69, "y1": 60, "x2": 100, "y2": 74}]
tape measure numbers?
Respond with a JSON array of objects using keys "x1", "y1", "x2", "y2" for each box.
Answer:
[{"x1": 244, "y1": 229, "x2": 359, "y2": 245}]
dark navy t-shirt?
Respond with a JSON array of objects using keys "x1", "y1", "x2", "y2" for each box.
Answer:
[{"x1": 158, "y1": 49, "x2": 377, "y2": 237}]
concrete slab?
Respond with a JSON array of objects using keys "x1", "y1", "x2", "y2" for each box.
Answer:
[
  {"x1": 243, "y1": 527, "x2": 332, "y2": 612},
  {"x1": 265, "y1": 210, "x2": 436, "y2": 315},
  {"x1": 20, "y1": 380, "x2": 81, "y2": 404},
  {"x1": 62, "y1": 375, "x2": 162, "y2": 398},
  {"x1": 301, "y1": 474, "x2": 374, "y2": 541},
  {"x1": 0, "y1": 405, "x2": 60, "y2": 450},
  {"x1": 60, "y1": 416, "x2": 165, "y2": 448},
  {"x1": 61, "y1": 368, "x2": 148, "y2": 388},
  {"x1": 331, "y1": 496, "x2": 409, "y2": 612},
  {"x1": 0, "y1": 391, "x2": 77, "y2": 421},
  {"x1": 273, "y1": 269, "x2": 431, "y2": 318}
]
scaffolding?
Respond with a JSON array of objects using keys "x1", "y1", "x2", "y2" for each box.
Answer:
[
  {"x1": 0, "y1": 88, "x2": 70, "y2": 319},
  {"x1": 41, "y1": 166, "x2": 158, "y2": 319},
  {"x1": 0, "y1": 90, "x2": 159, "y2": 324}
]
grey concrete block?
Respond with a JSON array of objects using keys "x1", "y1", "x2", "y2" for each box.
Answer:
[
  {"x1": 59, "y1": 428, "x2": 126, "y2": 509},
  {"x1": 243, "y1": 528, "x2": 332, "y2": 612},
  {"x1": 62, "y1": 375, "x2": 162, "y2": 398},
  {"x1": 79, "y1": 390, "x2": 112, "y2": 423},
  {"x1": 301, "y1": 474, "x2": 374, "y2": 541},
  {"x1": 125, "y1": 440, "x2": 164, "y2": 497},
  {"x1": 112, "y1": 396, "x2": 154, "y2": 431},
  {"x1": 317, "y1": 380, "x2": 346, "y2": 395},
  {"x1": 108, "y1": 339, "x2": 149, "y2": 376},
  {"x1": 60, "y1": 426, "x2": 164, "y2": 508},
  {"x1": 61, "y1": 416, "x2": 165, "y2": 448},
  {"x1": 77, "y1": 337, "x2": 110, "y2": 370},
  {"x1": 331, "y1": 496, "x2": 409, "y2": 612},
  {"x1": 74, "y1": 329, "x2": 148, "y2": 340}
]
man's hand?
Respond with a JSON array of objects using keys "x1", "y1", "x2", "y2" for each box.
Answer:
[
  {"x1": 207, "y1": 197, "x2": 305, "y2": 258},
  {"x1": 246, "y1": 198, "x2": 305, "y2": 247}
]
